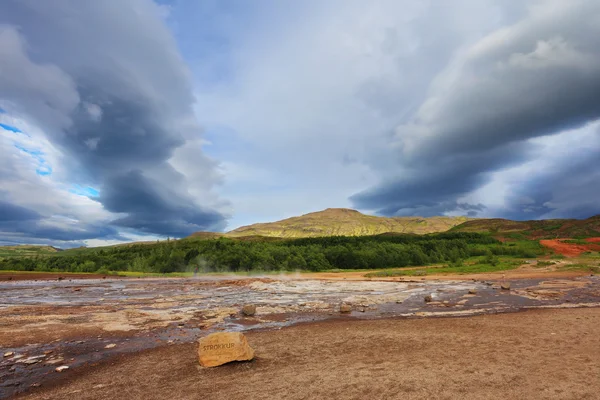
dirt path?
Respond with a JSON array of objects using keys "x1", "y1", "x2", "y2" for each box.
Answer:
[{"x1": 17, "y1": 308, "x2": 600, "y2": 400}]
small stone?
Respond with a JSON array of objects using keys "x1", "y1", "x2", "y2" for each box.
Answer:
[
  {"x1": 501, "y1": 283, "x2": 511, "y2": 290},
  {"x1": 241, "y1": 304, "x2": 256, "y2": 316},
  {"x1": 468, "y1": 289, "x2": 477, "y2": 294},
  {"x1": 485, "y1": 282, "x2": 493, "y2": 286},
  {"x1": 424, "y1": 294, "x2": 433, "y2": 303},
  {"x1": 55, "y1": 366, "x2": 69, "y2": 372},
  {"x1": 198, "y1": 332, "x2": 254, "y2": 367},
  {"x1": 3, "y1": 352, "x2": 14, "y2": 357},
  {"x1": 339, "y1": 303, "x2": 352, "y2": 313},
  {"x1": 104, "y1": 344, "x2": 116, "y2": 349},
  {"x1": 46, "y1": 357, "x2": 65, "y2": 365}
]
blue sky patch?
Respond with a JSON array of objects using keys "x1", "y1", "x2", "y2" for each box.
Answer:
[
  {"x1": 70, "y1": 185, "x2": 100, "y2": 197},
  {"x1": 14, "y1": 144, "x2": 53, "y2": 177},
  {"x1": 0, "y1": 122, "x2": 21, "y2": 133}
]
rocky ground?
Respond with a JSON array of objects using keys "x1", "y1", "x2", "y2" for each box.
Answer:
[
  {"x1": 14, "y1": 308, "x2": 600, "y2": 400},
  {"x1": 1, "y1": 269, "x2": 599, "y2": 399}
]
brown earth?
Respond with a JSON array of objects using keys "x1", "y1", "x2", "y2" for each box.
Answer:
[
  {"x1": 18, "y1": 307, "x2": 600, "y2": 400},
  {"x1": 540, "y1": 238, "x2": 600, "y2": 257},
  {"x1": 0, "y1": 272, "x2": 120, "y2": 282}
]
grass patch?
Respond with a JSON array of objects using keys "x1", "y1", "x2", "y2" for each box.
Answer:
[
  {"x1": 365, "y1": 260, "x2": 521, "y2": 278},
  {"x1": 561, "y1": 239, "x2": 588, "y2": 245},
  {"x1": 535, "y1": 260, "x2": 556, "y2": 267},
  {"x1": 556, "y1": 264, "x2": 600, "y2": 274}
]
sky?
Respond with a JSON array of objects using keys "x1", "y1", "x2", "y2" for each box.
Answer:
[{"x1": 1, "y1": 0, "x2": 600, "y2": 248}]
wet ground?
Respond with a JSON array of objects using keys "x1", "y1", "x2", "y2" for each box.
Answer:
[{"x1": 1, "y1": 274, "x2": 599, "y2": 398}]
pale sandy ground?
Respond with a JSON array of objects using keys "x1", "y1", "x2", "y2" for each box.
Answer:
[{"x1": 19, "y1": 307, "x2": 600, "y2": 400}]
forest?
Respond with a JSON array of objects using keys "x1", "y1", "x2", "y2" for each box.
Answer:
[{"x1": 0, "y1": 233, "x2": 543, "y2": 274}]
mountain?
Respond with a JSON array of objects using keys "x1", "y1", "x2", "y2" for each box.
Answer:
[{"x1": 222, "y1": 208, "x2": 473, "y2": 238}]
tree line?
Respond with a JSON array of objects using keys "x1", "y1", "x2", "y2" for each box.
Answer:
[{"x1": 0, "y1": 232, "x2": 541, "y2": 274}]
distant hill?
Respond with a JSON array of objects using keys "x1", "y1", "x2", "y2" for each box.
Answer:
[
  {"x1": 0, "y1": 245, "x2": 62, "y2": 258},
  {"x1": 220, "y1": 208, "x2": 473, "y2": 238},
  {"x1": 451, "y1": 215, "x2": 600, "y2": 239}
]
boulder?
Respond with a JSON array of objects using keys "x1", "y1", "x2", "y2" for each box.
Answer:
[
  {"x1": 241, "y1": 304, "x2": 256, "y2": 316},
  {"x1": 340, "y1": 303, "x2": 352, "y2": 313},
  {"x1": 501, "y1": 283, "x2": 511, "y2": 290},
  {"x1": 468, "y1": 289, "x2": 477, "y2": 295},
  {"x1": 424, "y1": 294, "x2": 433, "y2": 303},
  {"x1": 198, "y1": 332, "x2": 254, "y2": 367}
]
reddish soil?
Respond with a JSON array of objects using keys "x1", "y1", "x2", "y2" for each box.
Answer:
[
  {"x1": 540, "y1": 238, "x2": 600, "y2": 257},
  {"x1": 18, "y1": 308, "x2": 600, "y2": 400}
]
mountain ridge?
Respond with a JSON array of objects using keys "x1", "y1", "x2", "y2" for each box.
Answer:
[{"x1": 191, "y1": 208, "x2": 475, "y2": 239}]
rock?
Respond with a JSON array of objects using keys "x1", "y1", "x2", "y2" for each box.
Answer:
[
  {"x1": 339, "y1": 303, "x2": 352, "y2": 313},
  {"x1": 468, "y1": 289, "x2": 477, "y2": 294},
  {"x1": 55, "y1": 366, "x2": 69, "y2": 372},
  {"x1": 3, "y1": 352, "x2": 14, "y2": 357},
  {"x1": 45, "y1": 357, "x2": 65, "y2": 365},
  {"x1": 501, "y1": 283, "x2": 511, "y2": 290},
  {"x1": 241, "y1": 304, "x2": 256, "y2": 316},
  {"x1": 424, "y1": 294, "x2": 433, "y2": 303},
  {"x1": 198, "y1": 332, "x2": 254, "y2": 367},
  {"x1": 104, "y1": 344, "x2": 116, "y2": 349},
  {"x1": 485, "y1": 282, "x2": 493, "y2": 286}
]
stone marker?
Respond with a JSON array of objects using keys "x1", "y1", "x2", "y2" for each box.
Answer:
[
  {"x1": 198, "y1": 332, "x2": 254, "y2": 367},
  {"x1": 241, "y1": 304, "x2": 256, "y2": 316},
  {"x1": 501, "y1": 283, "x2": 511, "y2": 290}
]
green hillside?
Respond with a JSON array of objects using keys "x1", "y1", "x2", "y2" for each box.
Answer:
[
  {"x1": 451, "y1": 215, "x2": 600, "y2": 239},
  {"x1": 0, "y1": 245, "x2": 62, "y2": 258},
  {"x1": 224, "y1": 208, "x2": 474, "y2": 238}
]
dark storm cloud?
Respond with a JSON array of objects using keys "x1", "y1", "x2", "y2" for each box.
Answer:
[
  {"x1": 0, "y1": 0, "x2": 226, "y2": 239},
  {"x1": 100, "y1": 171, "x2": 226, "y2": 236},
  {"x1": 0, "y1": 198, "x2": 122, "y2": 245},
  {"x1": 352, "y1": 0, "x2": 600, "y2": 218},
  {"x1": 497, "y1": 128, "x2": 600, "y2": 220},
  {"x1": 0, "y1": 200, "x2": 40, "y2": 222},
  {"x1": 353, "y1": 141, "x2": 531, "y2": 216}
]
